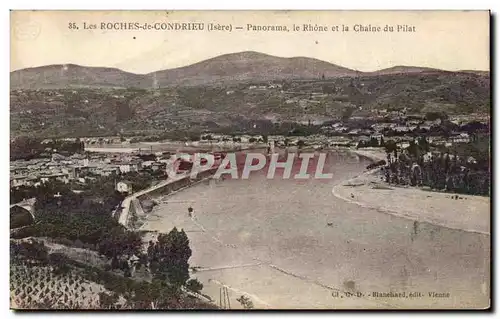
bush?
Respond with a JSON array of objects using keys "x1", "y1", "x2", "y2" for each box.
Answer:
[
  {"x1": 11, "y1": 240, "x2": 49, "y2": 264},
  {"x1": 10, "y1": 225, "x2": 37, "y2": 239},
  {"x1": 186, "y1": 278, "x2": 203, "y2": 293},
  {"x1": 10, "y1": 207, "x2": 35, "y2": 229},
  {"x1": 236, "y1": 295, "x2": 254, "y2": 309},
  {"x1": 49, "y1": 253, "x2": 71, "y2": 274},
  {"x1": 366, "y1": 160, "x2": 386, "y2": 170},
  {"x1": 124, "y1": 268, "x2": 131, "y2": 278}
]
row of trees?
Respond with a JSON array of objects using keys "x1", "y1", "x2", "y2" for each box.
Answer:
[
  {"x1": 357, "y1": 137, "x2": 384, "y2": 149},
  {"x1": 200, "y1": 134, "x2": 267, "y2": 144},
  {"x1": 383, "y1": 136, "x2": 490, "y2": 196},
  {"x1": 96, "y1": 226, "x2": 206, "y2": 309},
  {"x1": 10, "y1": 137, "x2": 84, "y2": 160}
]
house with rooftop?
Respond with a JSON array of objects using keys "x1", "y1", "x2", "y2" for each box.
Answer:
[
  {"x1": 450, "y1": 133, "x2": 471, "y2": 144},
  {"x1": 40, "y1": 172, "x2": 70, "y2": 184},
  {"x1": 116, "y1": 181, "x2": 133, "y2": 194}
]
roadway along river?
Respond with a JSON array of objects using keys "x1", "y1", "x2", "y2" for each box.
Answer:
[{"x1": 139, "y1": 151, "x2": 490, "y2": 309}]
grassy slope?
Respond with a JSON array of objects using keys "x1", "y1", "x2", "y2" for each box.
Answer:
[
  {"x1": 10, "y1": 238, "x2": 217, "y2": 310},
  {"x1": 9, "y1": 72, "x2": 490, "y2": 138}
]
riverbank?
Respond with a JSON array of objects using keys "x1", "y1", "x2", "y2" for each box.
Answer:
[
  {"x1": 137, "y1": 149, "x2": 489, "y2": 309},
  {"x1": 349, "y1": 147, "x2": 388, "y2": 162},
  {"x1": 333, "y1": 149, "x2": 490, "y2": 235},
  {"x1": 118, "y1": 166, "x2": 219, "y2": 228},
  {"x1": 118, "y1": 146, "x2": 274, "y2": 228}
]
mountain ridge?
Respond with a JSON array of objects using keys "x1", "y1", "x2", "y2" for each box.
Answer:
[{"x1": 10, "y1": 51, "x2": 489, "y2": 89}]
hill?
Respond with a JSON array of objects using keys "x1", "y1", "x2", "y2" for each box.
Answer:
[
  {"x1": 10, "y1": 51, "x2": 360, "y2": 89},
  {"x1": 458, "y1": 70, "x2": 490, "y2": 76},
  {"x1": 10, "y1": 64, "x2": 147, "y2": 89},
  {"x1": 147, "y1": 51, "x2": 359, "y2": 87},
  {"x1": 371, "y1": 65, "x2": 444, "y2": 75},
  {"x1": 11, "y1": 51, "x2": 478, "y2": 89},
  {"x1": 10, "y1": 70, "x2": 490, "y2": 138}
]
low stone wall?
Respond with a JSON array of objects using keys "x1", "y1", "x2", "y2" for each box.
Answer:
[
  {"x1": 119, "y1": 167, "x2": 219, "y2": 228},
  {"x1": 130, "y1": 198, "x2": 145, "y2": 216},
  {"x1": 136, "y1": 167, "x2": 218, "y2": 201}
]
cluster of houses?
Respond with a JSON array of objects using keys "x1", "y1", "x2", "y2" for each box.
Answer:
[
  {"x1": 195, "y1": 129, "x2": 472, "y2": 151},
  {"x1": 320, "y1": 117, "x2": 476, "y2": 147},
  {"x1": 322, "y1": 118, "x2": 442, "y2": 135},
  {"x1": 9, "y1": 152, "x2": 170, "y2": 190},
  {"x1": 9, "y1": 148, "x2": 226, "y2": 194}
]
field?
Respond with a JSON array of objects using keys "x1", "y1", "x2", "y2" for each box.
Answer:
[{"x1": 10, "y1": 263, "x2": 108, "y2": 309}]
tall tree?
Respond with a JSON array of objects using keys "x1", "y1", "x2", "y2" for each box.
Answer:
[{"x1": 150, "y1": 227, "x2": 192, "y2": 290}]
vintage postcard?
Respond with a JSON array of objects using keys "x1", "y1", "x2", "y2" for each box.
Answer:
[{"x1": 9, "y1": 10, "x2": 490, "y2": 310}]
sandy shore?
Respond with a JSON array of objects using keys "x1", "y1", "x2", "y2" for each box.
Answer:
[
  {"x1": 350, "y1": 148, "x2": 388, "y2": 162},
  {"x1": 333, "y1": 149, "x2": 490, "y2": 235}
]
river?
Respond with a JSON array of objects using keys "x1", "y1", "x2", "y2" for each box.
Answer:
[{"x1": 139, "y1": 151, "x2": 490, "y2": 309}]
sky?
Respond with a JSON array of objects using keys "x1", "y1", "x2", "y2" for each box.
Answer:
[{"x1": 10, "y1": 10, "x2": 490, "y2": 73}]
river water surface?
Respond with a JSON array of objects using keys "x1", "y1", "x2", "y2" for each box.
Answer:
[{"x1": 140, "y1": 151, "x2": 490, "y2": 309}]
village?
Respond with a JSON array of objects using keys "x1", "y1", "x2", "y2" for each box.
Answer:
[
  {"x1": 9, "y1": 108, "x2": 488, "y2": 192},
  {"x1": 10, "y1": 151, "x2": 169, "y2": 192}
]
